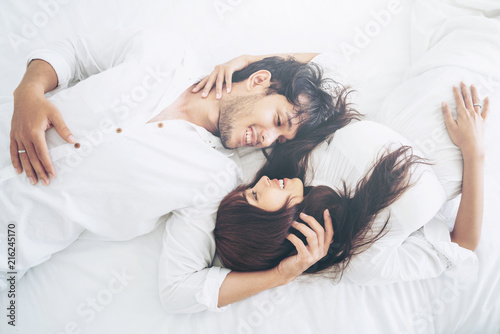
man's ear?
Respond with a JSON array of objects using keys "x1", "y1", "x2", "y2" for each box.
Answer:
[{"x1": 246, "y1": 70, "x2": 271, "y2": 91}]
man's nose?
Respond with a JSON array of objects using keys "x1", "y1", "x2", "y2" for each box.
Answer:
[{"x1": 259, "y1": 129, "x2": 279, "y2": 147}]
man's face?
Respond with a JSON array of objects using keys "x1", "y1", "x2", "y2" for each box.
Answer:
[{"x1": 218, "y1": 93, "x2": 303, "y2": 149}]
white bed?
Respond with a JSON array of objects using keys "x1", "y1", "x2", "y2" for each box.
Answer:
[{"x1": 1, "y1": 0, "x2": 499, "y2": 333}]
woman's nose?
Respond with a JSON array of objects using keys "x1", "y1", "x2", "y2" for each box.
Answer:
[{"x1": 258, "y1": 176, "x2": 271, "y2": 187}]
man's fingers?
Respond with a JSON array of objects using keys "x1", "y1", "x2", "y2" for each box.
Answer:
[
  {"x1": 18, "y1": 143, "x2": 37, "y2": 185},
  {"x1": 441, "y1": 101, "x2": 457, "y2": 130},
  {"x1": 25, "y1": 142, "x2": 49, "y2": 185},
  {"x1": 51, "y1": 112, "x2": 75, "y2": 144},
  {"x1": 33, "y1": 133, "x2": 55, "y2": 179},
  {"x1": 9, "y1": 137, "x2": 23, "y2": 174},
  {"x1": 482, "y1": 97, "x2": 490, "y2": 120}
]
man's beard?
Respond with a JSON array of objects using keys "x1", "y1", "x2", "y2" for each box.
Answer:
[{"x1": 218, "y1": 95, "x2": 260, "y2": 149}]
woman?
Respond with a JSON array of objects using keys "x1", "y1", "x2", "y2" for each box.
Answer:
[{"x1": 215, "y1": 82, "x2": 489, "y2": 282}]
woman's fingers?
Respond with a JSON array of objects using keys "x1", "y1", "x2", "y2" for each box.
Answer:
[
  {"x1": 323, "y1": 209, "x2": 334, "y2": 249},
  {"x1": 441, "y1": 101, "x2": 457, "y2": 131},
  {"x1": 286, "y1": 233, "x2": 308, "y2": 255},
  {"x1": 215, "y1": 69, "x2": 225, "y2": 99},
  {"x1": 298, "y1": 213, "x2": 323, "y2": 249},
  {"x1": 292, "y1": 220, "x2": 320, "y2": 250},
  {"x1": 452, "y1": 86, "x2": 466, "y2": 116},
  {"x1": 191, "y1": 76, "x2": 208, "y2": 93},
  {"x1": 202, "y1": 71, "x2": 218, "y2": 98},
  {"x1": 460, "y1": 81, "x2": 474, "y2": 111},
  {"x1": 470, "y1": 85, "x2": 482, "y2": 114},
  {"x1": 482, "y1": 97, "x2": 490, "y2": 120},
  {"x1": 225, "y1": 70, "x2": 233, "y2": 93}
]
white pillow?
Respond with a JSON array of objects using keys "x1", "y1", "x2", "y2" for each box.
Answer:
[
  {"x1": 371, "y1": 68, "x2": 494, "y2": 200},
  {"x1": 309, "y1": 121, "x2": 476, "y2": 284}
]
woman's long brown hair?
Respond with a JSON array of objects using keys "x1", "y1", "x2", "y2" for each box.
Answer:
[{"x1": 215, "y1": 146, "x2": 422, "y2": 277}]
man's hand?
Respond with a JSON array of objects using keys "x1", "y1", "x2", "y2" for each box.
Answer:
[
  {"x1": 10, "y1": 59, "x2": 74, "y2": 185},
  {"x1": 274, "y1": 209, "x2": 334, "y2": 284},
  {"x1": 11, "y1": 87, "x2": 74, "y2": 185}
]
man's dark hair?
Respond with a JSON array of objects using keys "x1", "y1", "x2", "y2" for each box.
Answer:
[{"x1": 233, "y1": 56, "x2": 361, "y2": 180}]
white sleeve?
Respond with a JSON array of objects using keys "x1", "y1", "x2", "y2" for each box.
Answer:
[
  {"x1": 158, "y1": 204, "x2": 231, "y2": 314},
  {"x1": 27, "y1": 29, "x2": 184, "y2": 89}
]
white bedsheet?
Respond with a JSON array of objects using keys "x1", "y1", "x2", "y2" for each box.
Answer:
[{"x1": 0, "y1": 0, "x2": 499, "y2": 333}]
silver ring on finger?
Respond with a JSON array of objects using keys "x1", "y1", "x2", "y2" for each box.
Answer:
[
  {"x1": 18, "y1": 150, "x2": 27, "y2": 154},
  {"x1": 473, "y1": 103, "x2": 482, "y2": 109}
]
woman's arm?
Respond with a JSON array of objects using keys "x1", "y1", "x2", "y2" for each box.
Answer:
[
  {"x1": 218, "y1": 211, "x2": 333, "y2": 307},
  {"x1": 441, "y1": 82, "x2": 489, "y2": 251},
  {"x1": 192, "y1": 53, "x2": 319, "y2": 99}
]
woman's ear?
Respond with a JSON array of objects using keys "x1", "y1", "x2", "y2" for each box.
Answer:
[{"x1": 246, "y1": 70, "x2": 271, "y2": 91}]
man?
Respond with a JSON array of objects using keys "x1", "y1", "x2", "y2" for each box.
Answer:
[
  {"x1": 10, "y1": 31, "x2": 334, "y2": 186},
  {"x1": 1, "y1": 29, "x2": 349, "y2": 313}
]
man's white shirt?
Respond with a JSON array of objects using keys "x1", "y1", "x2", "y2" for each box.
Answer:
[{"x1": 0, "y1": 30, "x2": 241, "y2": 313}]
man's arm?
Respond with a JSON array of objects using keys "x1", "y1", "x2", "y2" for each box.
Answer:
[
  {"x1": 192, "y1": 53, "x2": 319, "y2": 99},
  {"x1": 10, "y1": 29, "x2": 157, "y2": 185},
  {"x1": 11, "y1": 59, "x2": 74, "y2": 185}
]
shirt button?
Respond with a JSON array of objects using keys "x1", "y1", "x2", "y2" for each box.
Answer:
[
  {"x1": 157, "y1": 122, "x2": 164, "y2": 128},
  {"x1": 74, "y1": 143, "x2": 81, "y2": 149},
  {"x1": 116, "y1": 128, "x2": 122, "y2": 133}
]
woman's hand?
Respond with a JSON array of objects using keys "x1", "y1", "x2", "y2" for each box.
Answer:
[
  {"x1": 191, "y1": 55, "x2": 257, "y2": 99},
  {"x1": 442, "y1": 82, "x2": 489, "y2": 251},
  {"x1": 441, "y1": 81, "x2": 489, "y2": 159},
  {"x1": 274, "y1": 210, "x2": 334, "y2": 284}
]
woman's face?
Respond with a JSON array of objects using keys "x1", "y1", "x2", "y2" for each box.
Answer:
[{"x1": 243, "y1": 176, "x2": 304, "y2": 211}]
